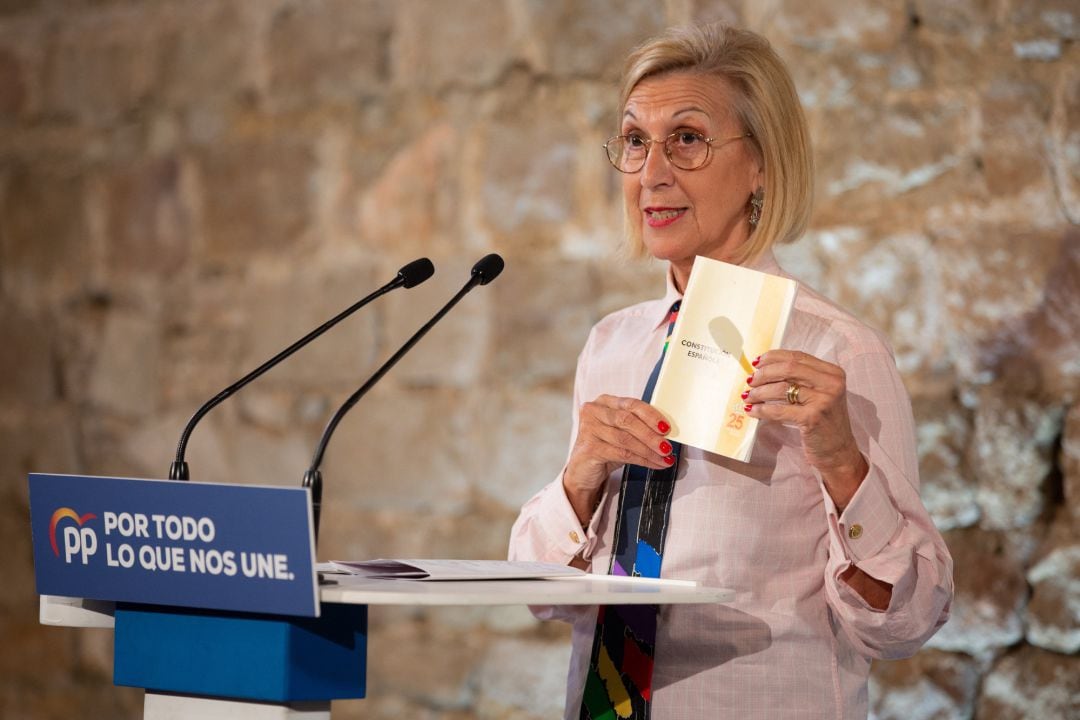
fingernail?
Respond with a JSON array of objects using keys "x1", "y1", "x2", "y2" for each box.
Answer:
[
  {"x1": 740, "y1": 391, "x2": 749, "y2": 400},
  {"x1": 663, "y1": 455, "x2": 675, "y2": 466},
  {"x1": 752, "y1": 356, "x2": 760, "y2": 366},
  {"x1": 746, "y1": 376, "x2": 754, "y2": 385},
  {"x1": 744, "y1": 404, "x2": 753, "y2": 412},
  {"x1": 657, "y1": 420, "x2": 670, "y2": 433},
  {"x1": 659, "y1": 440, "x2": 672, "y2": 455}
]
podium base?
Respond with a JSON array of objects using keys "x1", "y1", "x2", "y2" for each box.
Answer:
[
  {"x1": 145, "y1": 692, "x2": 329, "y2": 720},
  {"x1": 115, "y1": 603, "x2": 367, "y2": 702}
]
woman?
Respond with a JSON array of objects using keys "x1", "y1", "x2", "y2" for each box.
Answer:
[{"x1": 509, "y1": 23, "x2": 953, "y2": 720}]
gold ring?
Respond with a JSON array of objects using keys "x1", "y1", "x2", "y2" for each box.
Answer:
[{"x1": 786, "y1": 383, "x2": 800, "y2": 405}]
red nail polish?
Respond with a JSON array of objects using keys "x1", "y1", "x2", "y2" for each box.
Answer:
[
  {"x1": 740, "y1": 391, "x2": 749, "y2": 400},
  {"x1": 744, "y1": 404, "x2": 753, "y2": 412},
  {"x1": 746, "y1": 376, "x2": 754, "y2": 385},
  {"x1": 659, "y1": 440, "x2": 672, "y2": 454},
  {"x1": 663, "y1": 455, "x2": 675, "y2": 466},
  {"x1": 752, "y1": 356, "x2": 760, "y2": 366},
  {"x1": 658, "y1": 420, "x2": 670, "y2": 433}
]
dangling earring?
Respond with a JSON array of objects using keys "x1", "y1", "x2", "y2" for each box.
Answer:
[{"x1": 748, "y1": 188, "x2": 764, "y2": 230}]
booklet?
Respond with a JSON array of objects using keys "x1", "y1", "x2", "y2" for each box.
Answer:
[
  {"x1": 322, "y1": 559, "x2": 586, "y2": 581},
  {"x1": 650, "y1": 256, "x2": 798, "y2": 462}
]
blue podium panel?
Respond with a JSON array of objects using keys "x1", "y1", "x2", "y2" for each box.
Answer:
[
  {"x1": 29, "y1": 473, "x2": 319, "y2": 617},
  {"x1": 114, "y1": 603, "x2": 367, "y2": 702}
]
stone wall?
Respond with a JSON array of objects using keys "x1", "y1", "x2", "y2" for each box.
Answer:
[{"x1": 1, "y1": 1, "x2": 1077, "y2": 718}]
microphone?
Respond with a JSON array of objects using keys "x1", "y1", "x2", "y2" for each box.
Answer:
[
  {"x1": 303, "y1": 253, "x2": 505, "y2": 539},
  {"x1": 168, "y1": 258, "x2": 435, "y2": 481}
]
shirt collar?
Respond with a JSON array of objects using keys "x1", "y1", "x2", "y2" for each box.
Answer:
[{"x1": 653, "y1": 250, "x2": 783, "y2": 330}]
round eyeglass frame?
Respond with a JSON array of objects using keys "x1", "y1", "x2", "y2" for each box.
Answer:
[{"x1": 603, "y1": 131, "x2": 753, "y2": 173}]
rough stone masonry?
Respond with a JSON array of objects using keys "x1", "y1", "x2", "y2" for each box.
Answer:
[{"x1": 0, "y1": 1, "x2": 1077, "y2": 718}]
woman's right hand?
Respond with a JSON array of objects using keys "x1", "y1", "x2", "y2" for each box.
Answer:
[{"x1": 562, "y1": 394, "x2": 675, "y2": 525}]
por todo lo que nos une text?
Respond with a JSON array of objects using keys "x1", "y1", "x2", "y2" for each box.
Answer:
[{"x1": 59, "y1": 510, "x2": 296, "y2": 581}]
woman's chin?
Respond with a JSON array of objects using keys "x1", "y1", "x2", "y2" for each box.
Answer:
[
  {"x1": 642, "y1": 236, "x2": 689, "y2": 263},
  {"x1": 643, "y1": 236, "x2": 745, "y2": 267},
  {"x1": 645, "y1": 246, "x2": 702, "y2": 273}
]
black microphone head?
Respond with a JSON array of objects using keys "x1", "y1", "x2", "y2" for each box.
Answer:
[
  {"x1": 471, "y1": 253, "x2": 504, "y2": 285},
  {"x1": 398, "y1": 258, "x2": 435, "y2": 288}
]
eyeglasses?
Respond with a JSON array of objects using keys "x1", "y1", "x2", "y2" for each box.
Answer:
[{"x1": 603, "y1": 131, "x2": 753, "y2": 173}]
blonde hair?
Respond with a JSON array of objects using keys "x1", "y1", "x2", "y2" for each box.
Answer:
[{"x1": 618, "y1": 24, "x2": 813, "y2": 265}]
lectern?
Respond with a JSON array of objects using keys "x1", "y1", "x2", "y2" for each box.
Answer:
[{"x1": 31, "y1": 473, "x2": 733, "y2": 719}]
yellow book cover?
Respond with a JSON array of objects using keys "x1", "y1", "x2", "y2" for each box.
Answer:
[{"x1": 651, "y1": 256, "x2": 798, "y2": 462}]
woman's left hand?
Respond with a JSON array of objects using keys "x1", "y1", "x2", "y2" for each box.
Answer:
[{"x1": 744, "y1": 349, "x2": 868, "y2": 511}]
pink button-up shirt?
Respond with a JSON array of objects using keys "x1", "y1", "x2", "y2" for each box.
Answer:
[{"x1": 509, "y1": 252, "x2": 953, "y2": 719}]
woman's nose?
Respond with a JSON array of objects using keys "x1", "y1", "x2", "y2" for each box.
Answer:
[{"x1": 639, "y1": 140, "x2": 675, "y2": 187}]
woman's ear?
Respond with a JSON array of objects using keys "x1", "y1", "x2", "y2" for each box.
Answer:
[{"x1": 750, "y1": 160, "x2": 764, "y2": 190}]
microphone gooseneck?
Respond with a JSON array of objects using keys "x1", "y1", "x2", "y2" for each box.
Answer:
[
  {"x1": 304, "y1": 254, "x2": 505, "y2": 540},
  {"x1": 169, "y1": 258, "x2": 435, "y2": 481}
]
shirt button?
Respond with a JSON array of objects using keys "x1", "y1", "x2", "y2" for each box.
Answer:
[
  {"x1": 848, "y1": 524, "x2": 863, "y2": 540},
  {"x1": 569, "y1": 531, "x2": 581, "y2": 544}
]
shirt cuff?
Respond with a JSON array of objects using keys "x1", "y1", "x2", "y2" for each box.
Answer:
[
  {"x1": 835, "y1": 461, "x2": 902, "y2": 563},
  {"x1": 536, "y1": 471, "x2": 606, "y2": 561}
]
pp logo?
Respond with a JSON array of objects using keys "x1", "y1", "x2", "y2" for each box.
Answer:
[{"x1": 49, "y1": 508, "x2": 99, "y2": 564}]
